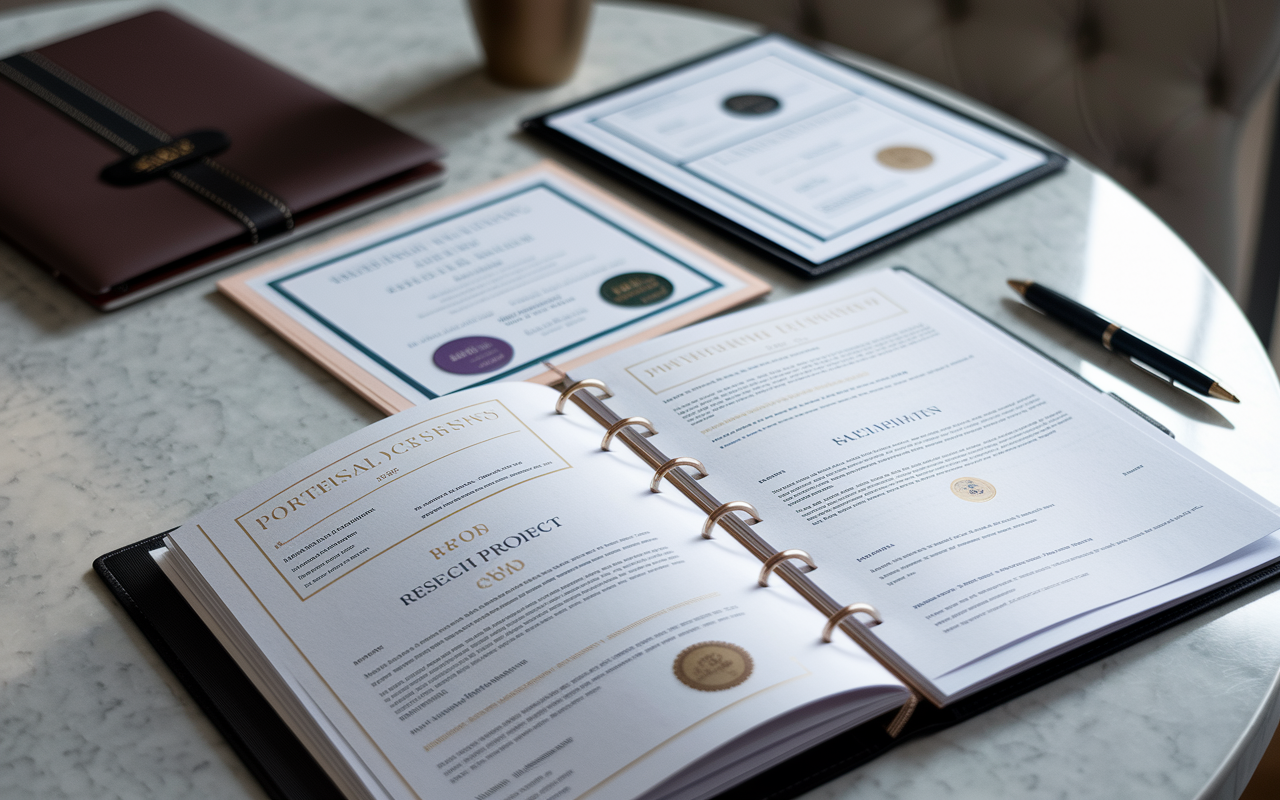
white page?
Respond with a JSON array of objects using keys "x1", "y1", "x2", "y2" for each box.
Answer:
[
  {"x1": 584, "y1": 269, "x2": 1280, "y2": 683},
  {"x1": 932, "y1": 530, "x2": 1280, "y2": 697},
  {"x1": 165, "y1": 382, "x2": 906, "y2": 800},
  {"x1": 237, "y1": 167, "x2": 755, "y2": 400},
  {"x1": 546, "y1": 36, "x2": 1048, "y2": 264}
]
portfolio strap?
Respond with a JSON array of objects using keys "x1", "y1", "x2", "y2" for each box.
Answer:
[{"x1": 0, "y1": 51, "x2": 293, "y2": 243}]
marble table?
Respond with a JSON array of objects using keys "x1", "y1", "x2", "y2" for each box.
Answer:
[{"x1": 2, "y1": 1, "x2": 1279, "y2": 798}]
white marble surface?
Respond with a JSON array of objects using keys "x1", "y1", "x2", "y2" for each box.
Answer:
[{"x1": 1, "y1": 1, "x2": 1278, "y2": 799}]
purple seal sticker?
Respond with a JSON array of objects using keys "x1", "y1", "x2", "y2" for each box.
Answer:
[{"x1": 433, "y1": 336, "x2": 514, "y2": 375}]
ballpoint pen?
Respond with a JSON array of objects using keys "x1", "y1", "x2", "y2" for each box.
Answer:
[{"x1": 1007, "y1": 279, "x2": 1240, "y2": 403}]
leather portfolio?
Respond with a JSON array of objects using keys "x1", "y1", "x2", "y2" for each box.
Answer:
[{"x1": 0, "y1": 10, "x2": 445, "y2": 309}]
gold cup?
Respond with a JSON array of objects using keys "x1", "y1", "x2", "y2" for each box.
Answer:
[{"x1": 469, "y1": 0, "x2": 593, "y2": 88}]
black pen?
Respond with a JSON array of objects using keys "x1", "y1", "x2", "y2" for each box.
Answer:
[{"x1": 1007, "y1": 279, "x2": 1240, "y2": 403}]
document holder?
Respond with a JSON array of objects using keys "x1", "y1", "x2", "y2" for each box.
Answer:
[
  {"x1": 524, "y1": 35, "x2": 1067, "y2": 279},
  {"x1": 92, "y1": 273, "x2": 1280, "y2": 799},
  {"x1": 0, "y1": 11, "x2": 445, "y2": 309},
  {"x1": 93, "y1": 420, "x2": 1280, "y2": 800}
]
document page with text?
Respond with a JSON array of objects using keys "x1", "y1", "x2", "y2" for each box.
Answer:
[
  {"x1": 163, "y1": 382, "x2": 907, "y2": 800},
  {"x1": 586, "y1": 269, "x2": 1280, "y2": 685}
]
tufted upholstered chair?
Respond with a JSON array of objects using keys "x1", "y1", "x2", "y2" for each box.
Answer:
[{"x1": 661, "y1": 0, "x2": 1280, "y2": 316}]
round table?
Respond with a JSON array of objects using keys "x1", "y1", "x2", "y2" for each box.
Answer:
[{"x1": 2, "y1": 1, "x2": 1278, "y2": 798}]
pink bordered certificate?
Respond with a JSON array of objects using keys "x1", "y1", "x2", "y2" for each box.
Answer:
[{"x1": 219, "y1": 162, "x2": 770, "y2": 413}]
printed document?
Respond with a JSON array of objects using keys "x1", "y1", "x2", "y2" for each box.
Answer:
[
  {"x1": 160, "y1": 268, "x2": 1280, "y2": 800},
  {"x1": 586, "y1": 269, "x2": 1280, "y2": 683}
]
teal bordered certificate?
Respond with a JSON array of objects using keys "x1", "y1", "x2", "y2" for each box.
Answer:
[{"x1": 219, "y1": 162, "x2": 770, "y2": 412}]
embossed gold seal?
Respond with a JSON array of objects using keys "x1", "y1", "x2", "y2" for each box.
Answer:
[
  {"x1": 876, "y1": 146, "x2": 934, "y2": 170},
  {"x1": 673, "y1": 641, "x2": 753, "y2": 691},
  {"x1": 950, "y1": 477, "x2": 997, "y2": 503}
]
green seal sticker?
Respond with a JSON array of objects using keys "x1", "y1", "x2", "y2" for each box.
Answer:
[{"x1": 599, "y1": 272, "x2": 674, "y2": 307}]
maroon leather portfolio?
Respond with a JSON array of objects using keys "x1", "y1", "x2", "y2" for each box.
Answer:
[{"x1": 0, "y1": 10, "x2": 445, "y2": 309}]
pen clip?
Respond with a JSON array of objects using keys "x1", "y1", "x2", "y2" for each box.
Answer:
[{"x1": 1127, "y1": 356, "x2": 1172, "y2": 384}]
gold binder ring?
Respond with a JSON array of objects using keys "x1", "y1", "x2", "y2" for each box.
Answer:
[
  {"x1": 757, "y1": 549, "x2": 816, "y2": 587},
  {"x1": 541, "y1": 361, "x2": 569, "y2": 382},
  {"x1": 886, "y1": 692, "x2": 921, "y2": 738},
  {"x1": 821, "y1": 603, "x2": 883, "y2": 642},
  {"x1": 701, "y1": 501, "x2": 761, "y2": 539},
  {"x1": 601, "y1": 417, "x2": 657, "y2": 451},
  {"x1": 650, "y1": 457, "x2": 708, "y2": 493},
  {"x1": 555, "y1": 379, "x2": 613, "y2": 414}
]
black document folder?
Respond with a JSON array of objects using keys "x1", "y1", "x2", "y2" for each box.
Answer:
[{"x1": 524, "y1": 35, "x2": 1066, "y2": 280}]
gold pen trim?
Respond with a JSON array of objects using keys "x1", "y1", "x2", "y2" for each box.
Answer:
[
  {"x1": 1208, "y1": 382, "x2": 1240, "y2": 402},
  {"x1": 1101, "y1": 323, "x2": 1120, "y2": 351},
  {"x1": 1006, "y1": 278, "x2": 1032, "y2": 296}
]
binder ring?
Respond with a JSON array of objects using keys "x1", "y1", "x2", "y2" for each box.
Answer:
[
  {"x1": 701, "y1": 501, "x2": 761, "y2": 539},
  {"x1": 821, "y1": 603, "x2": 883, "y2": 642},
  {"x1": 541, "y1": 361, "x2": 569, "y2": 382},
  {"x1": 555, "y1": 379, "x2": 613, "y2": 414},
  {"x1": 601, "y1": 417, "x2": 657, "y2": 451},
  {"x1": 650, "y1": 457, "x2": 708, "y2": 493},
  {"x1": 757, "y1": 549, "x2": 816, "y2": 587}
]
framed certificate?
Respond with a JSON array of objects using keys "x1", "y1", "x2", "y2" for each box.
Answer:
[
  {"x1": 524, "y1": 35, "x2": 1066, "y2": 277},
  {"x1": 219, "y1": 163, "x2": 769, "y2": 413}
]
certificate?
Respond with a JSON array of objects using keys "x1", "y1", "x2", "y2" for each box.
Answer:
[
  {"x1": 219, "y1": 163, "x2": 769, "y2": 412},
  {"x1": 527, "y1": 36, "x2": 1065, "y2": 275}
]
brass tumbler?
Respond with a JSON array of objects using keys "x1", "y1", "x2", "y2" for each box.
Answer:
[{"x1": 469, "y1": 0, "x2": 593, "y2": 88}]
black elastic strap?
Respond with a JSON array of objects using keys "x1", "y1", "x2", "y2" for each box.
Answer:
[{"x1": 0, "y1": 51, "x2": 292, "y2": 243}]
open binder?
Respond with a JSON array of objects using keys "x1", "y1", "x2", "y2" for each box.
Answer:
[
  {"x1": 95, "y1": 361, "x2": 1280, "y2": 799},
  {"x1": 549, "y1": 368, "x2": 924, "y2": 736}
]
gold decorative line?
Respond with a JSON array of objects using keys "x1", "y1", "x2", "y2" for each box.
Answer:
[
  {"x1": 237, "y1": 400, "x2": 512, "y2": 519},
  {"x1": 232, "y1": 399, "x2": 577, "y2": 601},
  {"x1": 273, "y1": 429, "x2": 523, "y2": 548},
  {"x1": 577, "y1": 670, "x2": 812, "y2": 800},
  {"x1": 295, "y1": 466, "x2": 573, "y2": 601},
  {"x1": 606, "y1": 593, "x2": 720, "y2": 640},
  {"x1": 422, "y1": 669, "x2": 554, "y2": 752}
]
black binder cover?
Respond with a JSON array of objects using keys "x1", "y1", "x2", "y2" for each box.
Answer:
[
  {"x1": 95, "y1": 534, "x2": 1280, "y2": 800},
  {"x1": 93, "y1": 534, "x2": 343, "y2": 800},
  {"x1": 522, "y1": 36, "x2": 1067, "y2": 280}
]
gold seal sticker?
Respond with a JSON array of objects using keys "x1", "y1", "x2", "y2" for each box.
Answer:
[
  {"x1": 951, "y1": 477, "x2": 997, "y2": 503},
  {"x1": 876, "y1": 146, "x2": 934, "y2": 170},
  {"x1": 673, "y1": 641, "x2": 753, "y2": 692}
]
